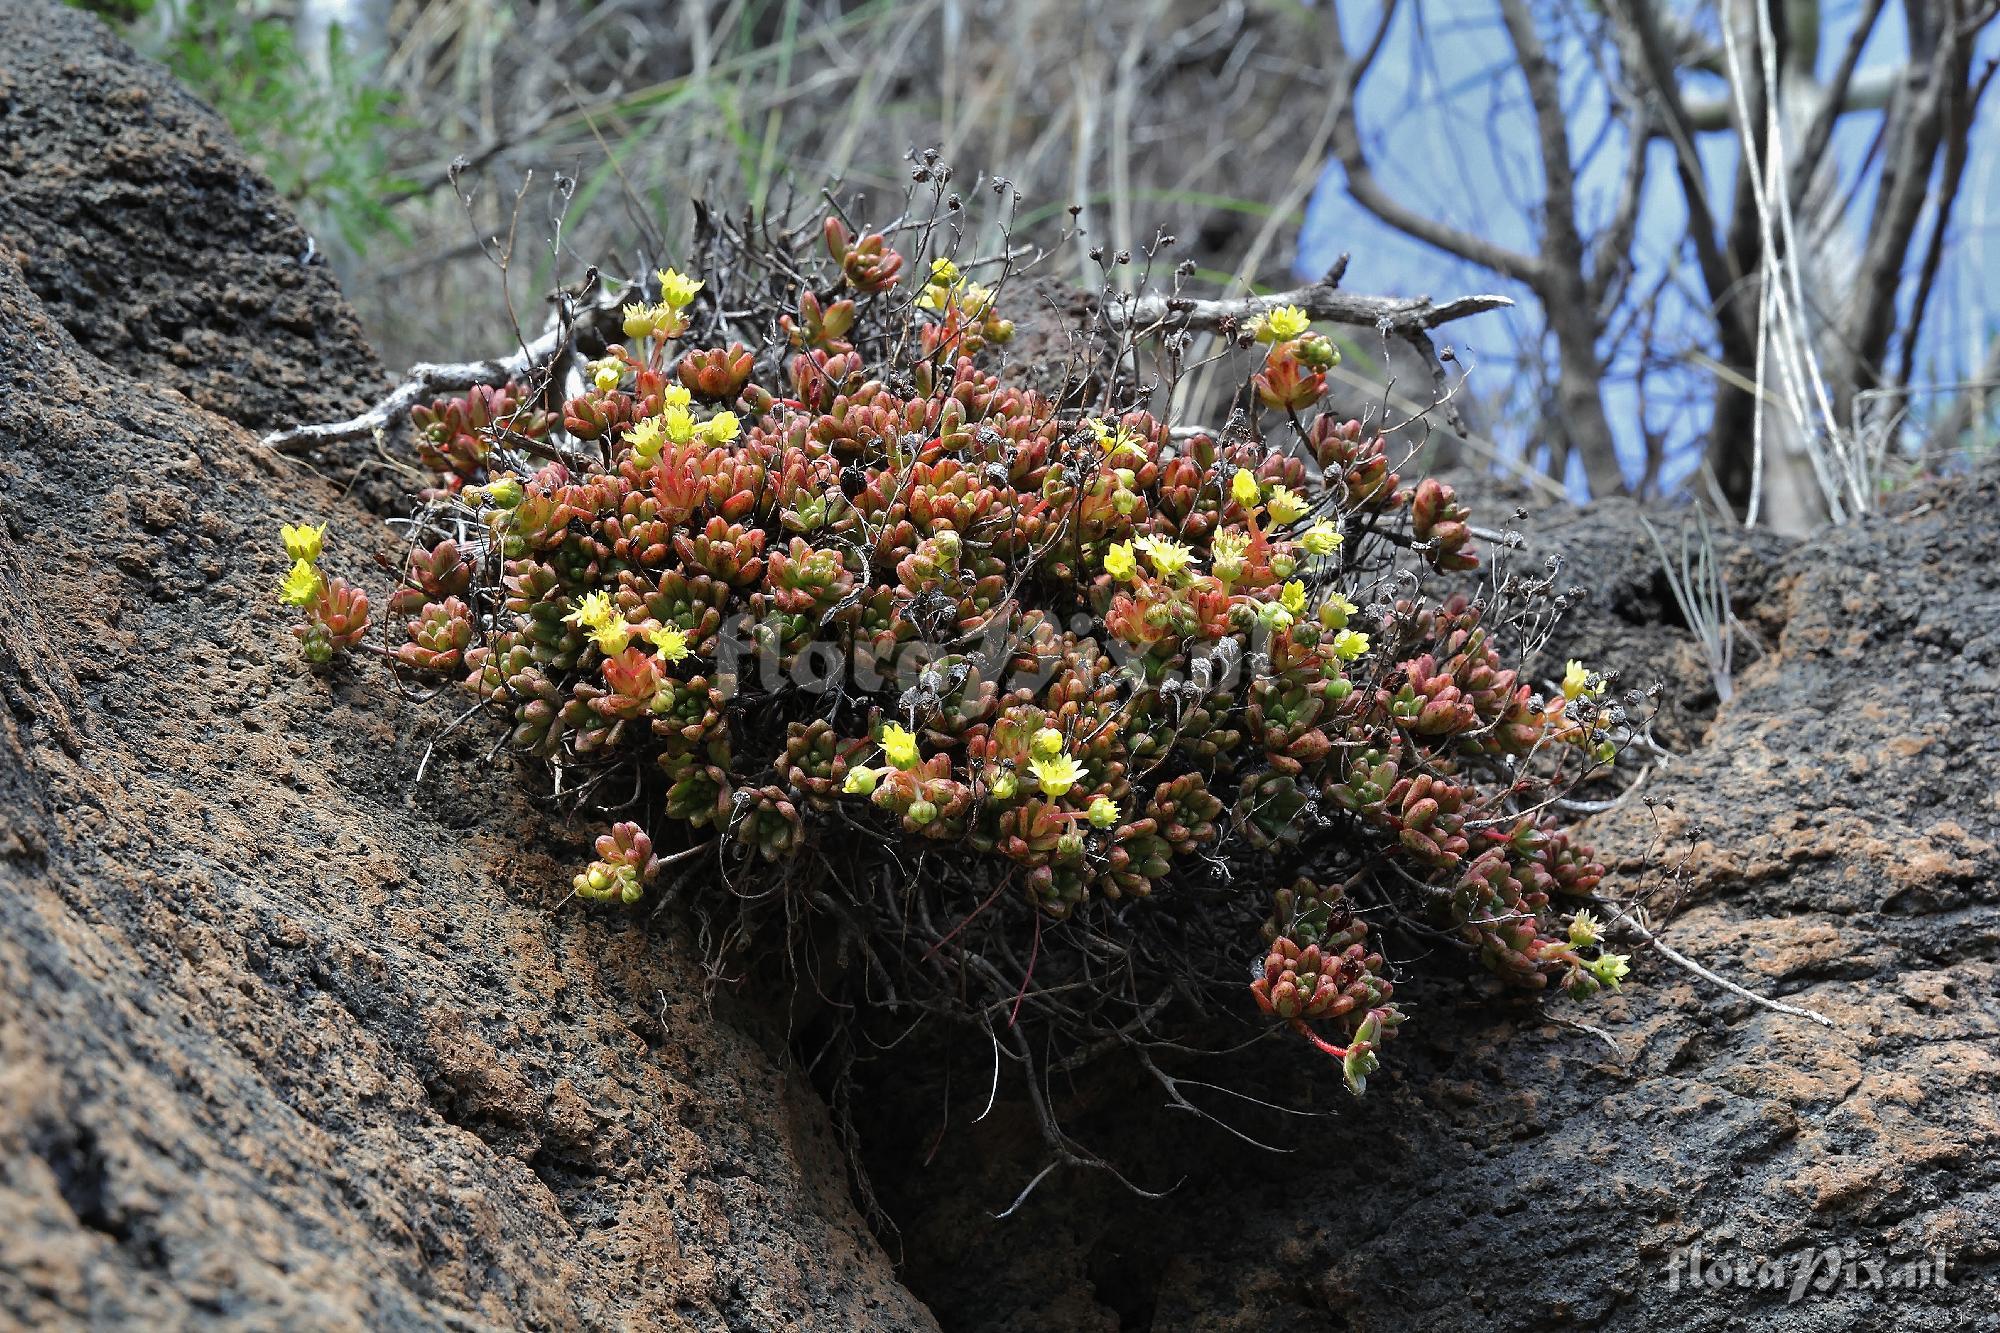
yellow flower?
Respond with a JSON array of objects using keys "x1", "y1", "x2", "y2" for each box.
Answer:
[
  {"x1": 627, "y1": 417, "x2": 665, "y2": 465},
  {"x1": 1568, "y1": 909, "x2": 1602, "y2": 949},
  {"x1": 656, "y1": 267, "x2": 704, "y2": 310},
  {"x1": 1136, "y1": 534, "x2": 1195, "y2": 579},
  {"x1": 280, "y1": 521, "x2": 326, "y2": 564},
  {"x1": 1087, "y1": 796, "x2": 1120, "y2": 829},
  {"x1": 648, "y1": 302, "x2": 688, "y2": 339},
  {"x1": 565, "y1": 589, "x2": 617, "y2": 633},
  {"x1": 1029, "y1": 752, "x2": 1084, "y2": 797},
  {"x1": 957, "y1": 282, "x2": 996, "y2": 317},
  {"x1": 479, "y1": 476, "x2": 524, "y2": 508},
  {"x1": 1084, "y1": 416, "x2": 1135, "y2": 456},
  {"x1": 663, "y1": 405, "x2": 697, "y2": 445},
  {"x1": 1301, "y1": 521, "x2": 1343, "y2": 555},
  {"x1": 1212, "y1": 530, "x2": 1250, "y2": 561},
  {"x1": 928, "y1": 257, "x2": 959, "y2": 286},
  {"x1": 1562, "y1": 659, "x2": 1602, "y2": 701},
  {"x1": 591, "y1": 621, "x2": 633, "y2": 655},
  {"x1": 842, "y1": 765, "x2": 880, "y2": 796},
  {"x1": 1254, "y1": 304, "x2": 1311, "y2": 343},
  {"x1": 663, "y1": 383, "x2": 693, "y2": 409},
  {"x1": 1030, "y1": 727, "x2": 1065, "y2": 760},
  {"x1": 702, "y1": 411, "x2": 741, "y2": 445},
  {"x1": 1103, "y1": 541, "x2": 1139, "y2": 582},
  {"x1": 1332, "y1": 628, "x2": 1370, "y2": 661},
  {"x1": 646, "y1": 623, "x2": 691, "y2": 663},
  {"x1": 591, "y1": 360, "x2": 622, "y2": 393},
  {"x1": 987, "y1": 767, "x2": 1019, "y2": 800},
  {"x1": 1230, "y1": 468, "x2": 1262, "y2": 510},
  {"x1": 1266, "y1": 485, "x2": 1309, "y2": 526},
  {"x1": 621, "y1": 303, "x2": 656, "y2": 339},
  {"x1": 1588, "y1": 952, "x2": 1631, "y2": 990},
  {"x1": 1319, "y1": 593, "x2": 1357, "y2": 630},
  {"x1": 277, "y1": 559, "x2": 323, "y2": 608},
  {"x1": 1280, "y1": 580, "x2": 1307, "y2": 616},
  {"x1": 567, "y1": 593, "x2": 632, "y2": 654},
  {"x1": 882, "y1": 722, "x2": 921, "y2": 770}
]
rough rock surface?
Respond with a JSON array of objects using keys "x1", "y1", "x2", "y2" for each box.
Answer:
[
  {"x1": 0, "y1": 7, "x2": 933, "y2": 1330},
  {"x1": 0, "y1": 2, "x2": 384, "y2": 431},
  {"x1": 865, "y1": 476, "x2": 2000, "y2": 1330}
]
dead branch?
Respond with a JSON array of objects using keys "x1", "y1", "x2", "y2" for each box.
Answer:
[
  {"x1": 267, "y1": 273, "x2": 1506, "y2": 455},
  {"x1": 1603, "y1": 904, "x2": 1836, "y2": 1029},
  {"x1": 260, "y1": 283, "x2": 629, "y2": 454},
  {"x1": 1105, "y1": 272, "x2": 1509, "y2": 441},
  {"x1": 1108, "y1": 281, "x2": 1513, "y2": 340}
]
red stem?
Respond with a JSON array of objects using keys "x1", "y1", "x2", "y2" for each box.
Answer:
[
  {"x1": 920, "y1": 870, "x2": 1014, "y2": 963},
  {"x1": 1008, "y1": 909, "x2": 1042, "y2": 1029},
  {"x1": 1289, "y1": 1017, "x2": 1350, "y2": 1061}
]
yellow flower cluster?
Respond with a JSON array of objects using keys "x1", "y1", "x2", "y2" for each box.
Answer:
[
  {"x1": 627, "y1": 385, "x2": 739, "y2": 466},
  {"x1": 917, "y1": 255, "x2": 995, "y2": 320},
  {"x1": 277, "y1": 521, "x2": 327, "y2": 607},
  {"x1": 563, "y1": 590, "x2": 697, "y2": 662},
  {"x1": 647, "y1": 624, "x2": 691, "y2": 662},
  {"x1": 621, "y1": 267, "x2": 707, "y2": 340}
]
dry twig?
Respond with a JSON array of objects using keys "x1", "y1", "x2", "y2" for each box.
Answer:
[{"x1": 261, "y1": 283, "x2": 629, "y2": 453}]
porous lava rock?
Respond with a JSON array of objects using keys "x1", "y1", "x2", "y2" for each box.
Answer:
[{"x1": 0, "y1": 6, "x2": 935, "y2": 1329}]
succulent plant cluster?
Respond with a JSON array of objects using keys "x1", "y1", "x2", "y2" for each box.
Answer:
[{"x1": 281, "y1": 200, "x2": 1632, "y2": 1098}]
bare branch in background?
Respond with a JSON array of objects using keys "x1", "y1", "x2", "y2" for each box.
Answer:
[
  {"x1": 1325, "y1": 0, "x2": 1547, "y2": 286},
  {"x1": 1314, "y1": 0, "x2": 2000, "y2": 525}
]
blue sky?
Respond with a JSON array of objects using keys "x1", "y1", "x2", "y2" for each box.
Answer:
[{"x1": 1293, "y1": 1, "x2": 2000, "y2": 495}]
